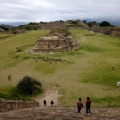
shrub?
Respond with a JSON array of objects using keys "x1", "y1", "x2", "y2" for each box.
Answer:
[{"x1": 17, "y1": 75, "x2": 42, "y2": 95}]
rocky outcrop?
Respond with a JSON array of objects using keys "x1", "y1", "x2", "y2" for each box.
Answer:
[
  {"x1": 0, "y1": 28, "x2": 4, "y2": 32},
  {"x1": 0, "y1": 107, "x2": 120, "y2": 120},
  {"x1": 91, "y1": 27, "x2": 120, "y2": 37},
  {"x1": 68, "y1": 20, "x2": 89, "y2": 29},
  {"x1": 34, "y1": 29, "x2": 80, "y2": 52}
]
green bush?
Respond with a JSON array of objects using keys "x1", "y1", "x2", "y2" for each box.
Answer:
[{"x1": 17, "y1": 75, "x2": 42, "y2": 95}]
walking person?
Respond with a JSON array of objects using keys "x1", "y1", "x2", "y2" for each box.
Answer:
[
  {"x1": 51, "y1": 101, "x2": 54, "y2": 107},
  {"x1": 36, "y1": 59, "x2": 37, "y2": 63},
  {"x1": 86, "y1": 97, "x2": 91, "y2": 114},
  {"x1": 43, "y1": 100, "x2": 47, "y2": 107},
  {"x1": 77, "y1": 98, "x2": 83, "y2": 113},
  {"x1": 8, "y1": 75, "x2": 11, "y2": 80}
]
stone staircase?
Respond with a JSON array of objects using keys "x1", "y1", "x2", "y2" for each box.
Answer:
[{"x1": 0, "y1": 107, "x2": 120, "y2": 120}]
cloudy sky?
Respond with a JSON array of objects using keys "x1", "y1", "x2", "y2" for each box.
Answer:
[{"x1": 0, "y1": 0, "x2": 120, "y2": 25}]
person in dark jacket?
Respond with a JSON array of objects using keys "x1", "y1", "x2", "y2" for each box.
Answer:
[
  {"x1": 43, "y1": 100, "x2": 47, "y2": 107},
  {"x1": 86, "y1": 97, "x2": 91, "y2": 114},
  {"x1": 77, "y1": 98, "x2": 83, "y2": 113},
  {"x1": 51, "y1": 101, "x2": 54, "y2": 107}
]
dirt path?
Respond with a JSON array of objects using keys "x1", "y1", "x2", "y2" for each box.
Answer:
[{"x1": 35, "y1": 90, "x2": 62, "y2": 107}]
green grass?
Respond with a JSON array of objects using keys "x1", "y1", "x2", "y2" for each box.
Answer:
[
  {"x1": 0, "y1": 86, "x2": 31, "y2": 101},
  {"x1": 0, "y1": 92, "x2": 32, "y2": 101},
  {"x1": 92, "y1": 96, "x2": 120, "y2": 107},
  {"x1": 0, "y1": 29, "x2": 120, "y2": 107},
  {"x1": 83, "y1": 68, "x2": 120, "y2": 86},
  {"x1": 0, "y1": 33, "x2": 14, "y2": 41},
  {"x1": 83, "y1": 45, "x2": 104, "y2": 52}
]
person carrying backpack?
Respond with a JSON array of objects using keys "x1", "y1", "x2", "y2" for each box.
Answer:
[{"x1": 77, "y1": 98, "x2": 83, "y2": 113}]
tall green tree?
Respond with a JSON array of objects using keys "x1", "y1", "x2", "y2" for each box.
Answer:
[{"x1": 100, "y1": 21, "x2": 111, "y2": 27}]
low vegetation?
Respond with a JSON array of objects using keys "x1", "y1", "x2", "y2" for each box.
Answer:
[{"x1": 0, "y1": 92, "x2": 32, "y2": 101}]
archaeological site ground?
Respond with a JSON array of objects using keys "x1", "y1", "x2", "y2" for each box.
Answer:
[{"x1": 0, "y1": 28, "x2": 120, "y2": 108}]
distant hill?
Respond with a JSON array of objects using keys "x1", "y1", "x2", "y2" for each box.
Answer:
[
  {"x1": 0, "y1": 22, "x2": 29, "y2": 27},
  {"x1": 0, "y1": 24, "x2": 15, "y2": 30}
]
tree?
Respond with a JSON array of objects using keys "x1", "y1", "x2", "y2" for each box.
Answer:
[
  {"x1": 100, "y1": 21, "x2": 111, "y2": 27},
  {"x1": 25, "y1": 26, "x2": 32, "y2": 30},
  {"x1": 83, "y1": 20, "x2": 86, "y2": 24},
  {"x1": 34, "y1": 28, "x2": 37, "y2": 30},
  {"x1": 17, "y1": 75, "x2": 42, "y2": 95},
  {"x1": 12, "y1": 31, "x2": 17, "y2": 34},
  {"x1": 0, "y1": 26, "x2": 9, "y2": 30},
  {"x1": 87, "y1": 22, "x2": 93, "y2": 28},
  {"x1": 59, "y1": 20, "x2": 64, "y2": 23},
  {"x1": 87, "y1": 21, "x2": 98, "y2": 28},
  {"x1": 71, "y1": 21, "x2": 77, "y2": 24}
]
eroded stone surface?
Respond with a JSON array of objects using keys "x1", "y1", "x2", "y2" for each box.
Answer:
[
  {"x1": 0, "y1": 107, "x2": 120, "y2": 120},
  {"x1": 34, "y1": 29, "x2": 80, "y2": 52}
]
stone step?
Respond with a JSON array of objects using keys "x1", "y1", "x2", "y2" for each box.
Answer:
[{"x1": 0, "y1": 107, "x2": 120, "y2": 120}]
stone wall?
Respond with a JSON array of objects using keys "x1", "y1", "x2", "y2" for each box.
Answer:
[
  {"x1": 0, "y1": 98, "x2": 39, "y2": 112},
  {"x1": 34, "y1": 39, "x2": 79, "y2": 52},
  {"x1": 40, "y1": 22, "x2": 67, "y2": 30}
]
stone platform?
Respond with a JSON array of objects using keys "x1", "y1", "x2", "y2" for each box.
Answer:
[{"x1": 0, "y1": 107, "x2": 120, "y2": 120}]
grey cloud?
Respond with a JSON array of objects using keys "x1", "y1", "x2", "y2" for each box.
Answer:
[{"x1": 0, "y1": 0, "x2": 120, "y2": 24}]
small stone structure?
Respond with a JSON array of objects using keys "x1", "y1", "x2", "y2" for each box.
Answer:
[
  {"x1": 0, "y1": 28, "x2": 4, "y2": 32},
  {"x1": 40, "y1": 22, "x2": 67, "y2": 30},
  {"x1": 0, "y1": 98, "x2": 39, "y2": 112},
  {"x1": 34, "y1": 29, "x2": 80, "y2": 52}
]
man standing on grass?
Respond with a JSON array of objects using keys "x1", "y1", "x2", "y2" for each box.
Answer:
[
  {"x1": 86, "y1": 97, "x2": 91, "y2": 114},
  {"x1": 77, "y1": 98, "x2": 83, "y2": 113}
]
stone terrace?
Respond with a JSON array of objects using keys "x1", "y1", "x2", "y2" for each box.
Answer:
[{"x1": 0, "y1": 107, "x2": 120, "y2": 120}]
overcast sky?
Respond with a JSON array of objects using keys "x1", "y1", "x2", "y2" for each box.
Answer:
[{"x1": 0, "y1": 0, "x2": 120, "y2": 24}]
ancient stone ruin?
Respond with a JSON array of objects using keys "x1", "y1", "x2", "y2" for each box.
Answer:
[
  {"x1": 40, "y1": 22, "x2": 67, "y2": 30},
  {"x1": 0, "y1": 28, "x2": 4, "y2": 32},
  {"x1": 33, "y1": 29, "x2": 80, "y2": 52},
  {"x1": 0, "y1": 98, "x2": 39, "y2": 112}
]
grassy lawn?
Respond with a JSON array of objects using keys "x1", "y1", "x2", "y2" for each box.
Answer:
[{"x1": 0, "y1": 29, "x2": 120, "y2": 107}]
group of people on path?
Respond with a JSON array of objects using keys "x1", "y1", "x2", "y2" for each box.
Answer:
[
  {"x1": 43, "y1": 100, "x2": 54, "y2": 107},
  {"x1": 77, "y1": 97, "x2": 91, "y2": 114},
  {"x1": 43, "y1": 97, "x2": 91, "y2": 114}
]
